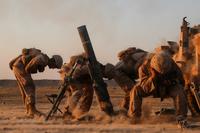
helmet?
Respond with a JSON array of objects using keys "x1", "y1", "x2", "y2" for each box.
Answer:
[
  {"x1": 52, "y1": 55, "x2": 63, "y2": 69},
  {"x1": 150, "y1": 52, "x2": 172, "y2": 74}
]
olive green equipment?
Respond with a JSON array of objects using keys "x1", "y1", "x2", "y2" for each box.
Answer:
[
  {"x1": 45, "y1": 94, "x2": 63, "y2": 114},
  {"x1": 175, "y1": 17, "x2": 200, "y2": 115},
  {"x1": 77, "y1": 25, "x2": 114, "y2": 115}
]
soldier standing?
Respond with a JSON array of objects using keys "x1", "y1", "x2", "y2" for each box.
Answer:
[
  {"x1": 128, "y1": 52, "x2": 190, "y2": 128},
  {"x1": 9, "y1": 48, "x2": 63, "y2": 117}
]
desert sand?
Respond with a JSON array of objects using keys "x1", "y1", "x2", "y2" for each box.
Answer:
[{"x1": 0, "y1": 80, "x2": 200, "y2": 133}]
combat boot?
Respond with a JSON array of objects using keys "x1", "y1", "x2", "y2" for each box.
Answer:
[
  {"x1": 128, "y1": 110, "x2": 141, "y2": 124},
  {"x1": 63, "y1": 108, "x2": 72, "y2": 120},
  {"x1": 27, "y1": 103, "x2": 43, "y2": 117},
  {"x1": 100, "y1": 101, "x2": 114, "y2": 116},
  {"x1": 25, "y1": 103, "x2": 30, "y2": 115},
  {"x1": 177, "y1": 119, "x2": 191, "y2": 129}
]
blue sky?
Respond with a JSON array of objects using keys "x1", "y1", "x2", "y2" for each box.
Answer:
[{"x1": 0, "y1": 0, "x2": 200, "y2": 79}]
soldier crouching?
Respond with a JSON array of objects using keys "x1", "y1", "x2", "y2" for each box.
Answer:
[
  {"x1": 128, "y1": 52, "x2": 190, "y2": 128},
  {"x1": 103, "y1": 47, "x2": 148, "y2": 110},
  {"x1": 9, "y1": 48, "x2": 63, "y2": 117},
  {"x1": 59, "y1": 54, "x2": 94, "y2": 120},
  {"x1": 60, "y1": 53, "x2": 116, "y2": 119}
]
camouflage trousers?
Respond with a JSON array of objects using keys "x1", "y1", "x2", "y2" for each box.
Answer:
[
  {"x1": 113, "y1": 71, "x2": 135, "y2": 110},
  {"x1": 186, "y1": 89, "x2": 200, "y2": 116},
  {"x1": 13, "y1": 65, "x2": 36, "y2": 112},
  {"x1": 128, "y1": 84, "x2": 188, "y2": 121},
  {"x1": 64, "y1": 83, "x2": 94, "y2": 119}
]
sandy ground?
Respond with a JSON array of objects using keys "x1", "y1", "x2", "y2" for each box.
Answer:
[{"x1": 0, "y1": 81, "x2": 200, "y2": 133}]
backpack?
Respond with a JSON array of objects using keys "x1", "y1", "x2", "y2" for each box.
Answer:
[
  {"x1": 118, "y1": 47, "x2": 146, "y2": 62},
  {"x1": 21, "y1": 48, "x2": 42, "y2": 66}
]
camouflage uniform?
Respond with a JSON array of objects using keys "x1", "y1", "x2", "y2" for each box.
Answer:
[
  {"x1": 60, "y1": 54, "x2": 94, "y2": 119},
  {"x1": 104, "y1": 47, "x2": 148, "y2": 110},
  {"x1": 185, "y1": 76, "x2": 200, "y2": 116},
  {"x1": 9, "y1": 48, "x2": 63, "y2": 117},
  {"x1": 128, "y1": 52, "x2": 188, "y2": 126}
]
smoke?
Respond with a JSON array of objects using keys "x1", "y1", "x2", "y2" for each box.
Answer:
[
  {"x1": 191, "y1": 33, "x2": 200, "y2": 76},
  {"x1": 174, "y1": 33, "x2": 200, "y2": 85}
]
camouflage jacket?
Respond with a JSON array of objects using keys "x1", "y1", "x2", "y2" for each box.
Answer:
[
  {"x1": 138, "y1": 54, "x2": 185, "y2": 98},
  {"x1": 115, "y1": 50, "x2": 147, "y2": 80},
  {"x1": 10, "y1": 48, "x2": 49, "y2": 74}
]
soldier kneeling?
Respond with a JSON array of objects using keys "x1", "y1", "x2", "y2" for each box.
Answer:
[
  {"x1": 59, "y1": 53, "x2": 115, "y2": 120},
  {"x1": 59, "y1": 54, "x2": 94, "y2": 120},
  {"x1": 128, "y1": 52, "x2": 190, "y2": 128}
]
